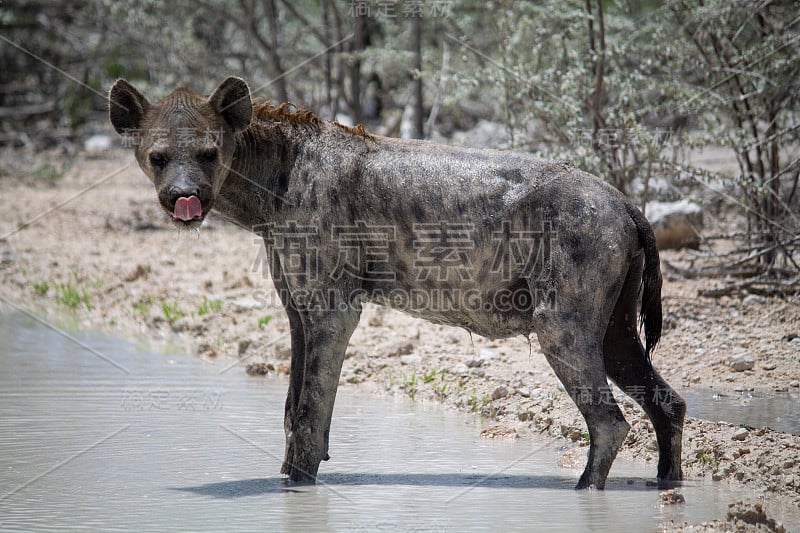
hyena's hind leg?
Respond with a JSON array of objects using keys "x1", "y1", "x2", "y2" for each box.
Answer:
[
  {"x1": 603, "y1": 260, "x2": 685, "y2": 481},
  {"x1": 535, "y1": 311, "x2": 630, "y2": 490}
]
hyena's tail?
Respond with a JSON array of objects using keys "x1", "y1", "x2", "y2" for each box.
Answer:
[{"x1": 627, "y1": 203, "x2": 663, "y2": 360}]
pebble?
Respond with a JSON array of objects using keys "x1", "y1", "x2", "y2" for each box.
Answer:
[
  {"x1": 450, "y1": 363, "x2": 469, "y2": 374},
  {"x1": 659, "y1": 489, "x2": 685, "y2": 505},
  {"x1": 516, "y1": 387, "x2": 531, "y2": 398},
  {"x1": 170, "y1": 316, "x2": 193, "y2": 332},
  {"x1": 728, "y1": 354, "x2": 755, "y2": 372},
  {"x1": 237, "y1": 339, "x2": 251, "y2": 355},
  {"x1": 479, "y1": 348, "x2": 499, "y2": 360},
  {"x1": 479, "y1": 425, "x2": 518, "y2": 439},
  {"x1": 491, "y1": 385, "x2": 509, "y2": 400},
  {"x1": 790, "y1": 380, "x2": 799, "y2": 388},
  {"x1": 381, "y1": 340, "x2": 414, "y2": 357},
  {"x1": 399, "y1": 354, "x2": 422, "y2": 366},
  {"x1": 762, "y1": 362, "x2": 777, "y2": 371},
  {"x1": 273, "y1": 342, "x2": 292, "y2": 360},
  {"x1": 742, "y1": 294, "x2": 766, "y2": 306},
  {"x1": 232, "y1": 298, "x2": 262, "y2": 311},
  {"x1": 245, "y1": 362, "x2": 274, "y2": 376},
  {"x1": 732, "y1": 427, "x2": 750, "y2": 441}
]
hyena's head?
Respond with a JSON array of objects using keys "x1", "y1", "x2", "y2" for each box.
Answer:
[{"x1": 109, "y1": 77, "x2": 252, "y2": 228}]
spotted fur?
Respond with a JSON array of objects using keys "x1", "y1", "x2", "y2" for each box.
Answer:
[{"x1": 110, "y1": 77, "x2": 685, "y2": 489}]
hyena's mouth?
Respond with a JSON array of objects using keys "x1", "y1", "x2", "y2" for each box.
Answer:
[
  {"x1": 173, "y1": 195, "x2": 204, "y2": 221},
  {"x1": 168, "y1": 195, "x2": 209, "y2": 227}
]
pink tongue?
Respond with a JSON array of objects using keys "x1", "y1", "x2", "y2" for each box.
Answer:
[{"x1": 173, "y1": 195, "x2": 203, "y2": 221}]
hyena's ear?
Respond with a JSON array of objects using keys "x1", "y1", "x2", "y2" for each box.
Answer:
[
  {"x1": 207, "y1": 77, "x2": 252, "y2": 133},
  {"x1": 109, "y1": 79, "x2": 151, "y2": 135}
]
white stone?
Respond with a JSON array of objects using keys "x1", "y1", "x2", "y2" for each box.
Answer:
[
  {"x1": 84, "y1": 134, "x2": 112, "y2": 153},
  {"x1": 399, "y1": 354, "x2": 422, "y2": 366},
  {"x1": 645, "y1": 199, "x2": 703, "y2": 250},
  {"x1": 732, "y1": 427, "x2": 750, "y2": 441}
]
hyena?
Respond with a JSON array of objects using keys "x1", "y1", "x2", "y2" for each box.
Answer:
[{"x1": 109, "y1": 77, "x2": 685, "y2": 489}]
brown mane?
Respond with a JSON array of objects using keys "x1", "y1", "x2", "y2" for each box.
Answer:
[{"x1": 252, "y1": 100, "x2": 373, "y2": 139}]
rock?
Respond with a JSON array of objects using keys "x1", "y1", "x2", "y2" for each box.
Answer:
[
  {"x1": 123, "y1": 263, "x2": 150, "y2": 282},
  {"x1": 516, "y1": 387, "x2": 531, "y2": 398},
  {"x1": 479, "y1": 425, "x2": 518, "y2": 439},
  {"x1": 197, "y1": 342, "x2": 217, "y2": 358},
  {"x1": 232, "y1": 298, "x2": 262, "y2": 311},
  {"x1": 728, "y1": 354, "x2": 755, "y2": 372},
  {"x1": 0, "y1": 239, "x2": 18, "y2": 266},
  {"x1": 479, "y1": 348, "x2": 499, "y2": 360},
  {"x1": 399, "y1": 354, "x2": 422, "y2": 366},
  {"x1": 466, "y1": 357, "x2": 484, "y2": 368},
  {"x1": 561, "y1": 425, "x2": 584, "y2": 442},
  {"x1": 380, "y1": 340, "x2": 414, "y2": 357},
  {"x1": 659, "y1": 490, "x2": 685, "y2": 505},
  {"x1": 726, "y1": 501, "x2": 786, "y2": 533},
  {"x1": 468, "y1": 348, "x2": 498, "y2": 368},
  {"x1": 245, "y1": 362, "x2": 274, "y2": 376},
  {"x1": 273, "y1": 342, "x2": 292, "y2": 360},
  {"x1": 491, "y1": 385, "x2": 509, "y2": 400},
  {"x1": 237, "y1": 339, "x2": 251, "y2": 356},
  {"x1": 790, "y1": 338, "x2": 800, "y2": 347},
  {"x1": 444, "y1": 332, "x2": 462, "y2": 344},
  {"x1": 790, "y1": 380, "x2": 799, "y2": 388},
  {"x1": 450, "y1": 363, "x2": 469, "y2": 374},
  {"x1": 518, "y1": 411, "x2": 535, "y2": 422},
  {"x1": 470, "y1": 368, "x2": 486, "y2": 378},
  {"x1": 84, "y1": 133, "x2": 112, "y2": 153},
  {"x1": 170, "y1": 316, "x2": 193, "y2": 332},
  {"x1": 762, "y1": 362, "x2": 777, "y2": 371},
  {"x1": 645, "y1": 199, "x2": 703, "y2": 250},
  {"x1": 732, "y1": 427, "x2": 750, "y2": 441},
  {"x1": 742, "y1": 294, "x2": 766, "y2": 306},
  {"x1": 450, "y1": 120, "x2": 510, "y2": 149}
]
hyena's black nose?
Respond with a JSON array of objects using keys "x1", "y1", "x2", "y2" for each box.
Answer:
[{"x1": 166, "y1": 187, "x2": 200, "y2": 208}]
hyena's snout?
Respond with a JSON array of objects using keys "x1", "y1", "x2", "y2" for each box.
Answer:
[{"x1": 158, "y1": 179, "x2": 213, "y2": 223}]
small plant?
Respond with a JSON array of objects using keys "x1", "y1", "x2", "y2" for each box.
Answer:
[
  {"x1": 423, "y1": 368, "x2": 437, "y2": 384},
  {"x1": 403, "y1": 374, "x2": 418, "y2": 401},
  {"x1": 257, "y1": 315, "x2": 273, "y2": 328},
  {"x1": 436, "y1": 382, "x2": 448, "y2": 398},
  {"x1": 32, "y1": 281, "x2": 49, "y2": 296},
  {"x1": 55, "y1": 282, "x2": 90, "y2": 310},
  {"x1": 699, "y1": 454, "x2": 715, "y2": 466},
  {"x1": 197, "y1": 297, "x2": 222, "y2": 316},
  {"x1": 133, "y1": 296, "x2": 154, "y2": 318},
  {"x1": 32, "y1": 163, "x2": 64, "y2": 182},
  {"x1": 581, "y1": 432, "x2": 590, "y2": 446},
  {"x1": 468, "y1": 393, "x2": 480, "y2": 412},
  {"x1": 161, "y1": 300, "x2": 185, "y2": 325}
]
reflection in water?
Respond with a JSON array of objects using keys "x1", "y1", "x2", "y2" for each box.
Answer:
[{"x1": 0, "y1": 312, "x2": 796, "y2": 531}]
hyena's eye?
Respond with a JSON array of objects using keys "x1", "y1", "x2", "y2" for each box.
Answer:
[
  {"x1": 149, "y1": 152, "x2": 168, "y2": 169},
  {"x1": 197, "y1": 149, "x2": 218, "y2": 164}
]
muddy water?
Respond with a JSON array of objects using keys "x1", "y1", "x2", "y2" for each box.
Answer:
[
  {"x1": 0, "y1": 312, "x2": 795, "y2": 532},
  {"x1": 682, "y1": 389, "x2": 800, "y2": 436}
]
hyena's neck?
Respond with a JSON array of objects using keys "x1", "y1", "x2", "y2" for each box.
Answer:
[
  {"x1": 214, "y1": 115, "x2": 370, "y2": 233},
  {"x1": 213, "y1": 125, "x2": 299, "y2": 231}
]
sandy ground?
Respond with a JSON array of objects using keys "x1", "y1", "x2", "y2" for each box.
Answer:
[{"x1": 1, "y1": 150, "x2": 798, "y2": 531}]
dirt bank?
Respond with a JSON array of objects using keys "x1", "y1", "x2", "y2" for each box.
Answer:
[{"x1": 1, "y1": 151, "x2": 798, "y2": 530}]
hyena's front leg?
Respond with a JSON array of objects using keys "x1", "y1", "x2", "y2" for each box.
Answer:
[{"x1": 281, "y1": 307, "x2": 360, "y2": 484}]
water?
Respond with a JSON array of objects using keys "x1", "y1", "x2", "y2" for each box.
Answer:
[
  {"x1": 683, "y1": 389, "x2": 800, "y2": 436},
  {"x1": 0, "y1": 312, "x2": 796, "y2": 532}
]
